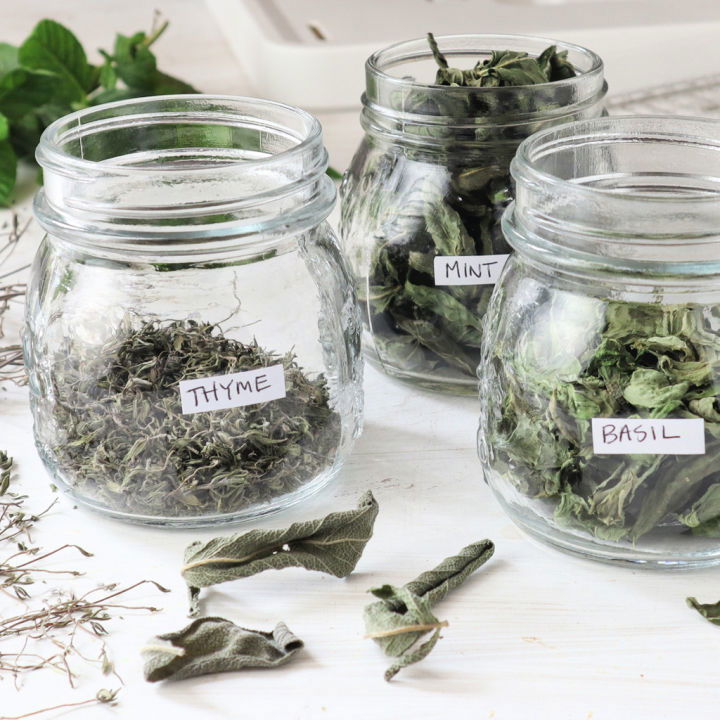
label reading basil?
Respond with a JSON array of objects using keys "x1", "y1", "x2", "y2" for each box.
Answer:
[
  {"x1": 433, "y1": 255, "x2": 509, "y2": 286},
  {"x1": 179, "y1": 364, "x2": 286, "y2": 414},
  {"x1": 591, "y1": 418, "x2": 705, "y2": 455}
]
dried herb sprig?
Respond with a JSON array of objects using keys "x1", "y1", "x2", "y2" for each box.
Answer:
[
  {"x1": 364, "y1": 540, "x2": 495, "y2": 680},
  {"x1": 47, "y1": 318, "x2": 342, "y2": 519},
  {"x1": 0, "y1": 688, "x2": 120, "y2": 720},
  {"x1": 0, "y1": 213, "x2": 29, "y2": 386},
  {"x1": 0, "y1": 453, "x2": 168, "y2": 707}
]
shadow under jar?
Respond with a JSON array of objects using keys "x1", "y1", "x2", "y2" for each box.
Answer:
[
  {"x1": 478, "y1": 116, "x2": 720, "y2": 568},
  {"x1": 26, "y1": 95, "x2": 363, "y2": 527},
  {"x1": 340, "y1": 34, "x2": 606, "y2": 394}
]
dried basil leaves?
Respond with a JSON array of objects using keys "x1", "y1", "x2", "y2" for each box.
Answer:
[
  {"x1": 345, "y1": 35, "x2": 577, "y2": 384},
  {"x1": 484, "y1": 300, "x2": 720, "y2": 542},
  {"x1": 48, "y1": 319, "x2": 341, "y2": 519}
]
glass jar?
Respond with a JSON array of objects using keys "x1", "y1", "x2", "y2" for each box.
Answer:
[
  {"x1": 478, "y1": 116, "x2": 720, "y2": 567},
  {"x1": 25, "y1": 95, "x2": 363, "y2": 527},
  {"x1": 340, "y1": 34, "x2": 606, "y2": 394}
]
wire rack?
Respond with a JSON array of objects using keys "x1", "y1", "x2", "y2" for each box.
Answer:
[{"x1": 607, "y1": 74, "x2": 720, "y2": 118}]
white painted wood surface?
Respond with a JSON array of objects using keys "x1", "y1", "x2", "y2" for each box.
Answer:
[{"x1": 2, "y1": 3, "x2": 720, "y2": 719}]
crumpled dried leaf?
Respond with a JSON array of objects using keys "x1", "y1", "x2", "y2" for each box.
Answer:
[
  {"x1": 183, "y1": 491, "x2": 379, "y2": 614},
  {"x1": 687, "y1": 597, "x2": 720, "y2": 625},
  {"x1": 142, "y1": 617, "x2": 303, "y2": 682},
  {"x1": 364, "y1": 540, "x2": 494, "y2": 680}
]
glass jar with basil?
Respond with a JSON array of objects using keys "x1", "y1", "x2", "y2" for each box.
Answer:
[
  {"x1": 478, "y1": 116, "x2": 720, "y2": 567},
  {"x1": 340, "y1": 34, "x2": 606, "y2": 394}
]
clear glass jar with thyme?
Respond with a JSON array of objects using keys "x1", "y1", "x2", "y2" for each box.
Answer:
[
  {"x1": 341, "y1": 34, "x2": 606, "y2": 394},
  {"x1": 478, "y1": 116, "x2": 720, "y2": 568},
  {"x1": 26, "y1": 95, "x2": 363, "y2": 527}
]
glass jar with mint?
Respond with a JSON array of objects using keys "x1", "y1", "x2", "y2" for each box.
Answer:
[
  {"x1": 340, "y1": 34, "x2": 606, "y2": 394},
  {"x1": 25, "y1": 95, "x2": 363, "y2": 527},
  {"x1": 478, "y1": 116, "x2": 720, "y2": 568}
]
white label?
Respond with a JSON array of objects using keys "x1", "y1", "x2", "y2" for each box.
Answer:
[
  {"x1": 591, "y1": 418, "x2": 705, "y2": 455},
  {"x1": 434, "y1": 254, "x2": 509, "y2": 286},
  {"x1": 179, "y1": 364, "x2": 286, "y2": 414}
]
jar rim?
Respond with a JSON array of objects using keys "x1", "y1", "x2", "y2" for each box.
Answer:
[
  {"x1": 366, "y1": 33, "x2": 604, "y2": 98},
  {"x1": 513, "y1": 114, "x2": 720, "y2": 203},
  {"x1": 36, "y1": 94, "x2": 323, "y2": 178},
  {"x1": 505, "y1": 115, "x2": 720, "y2": 274},
  {"x1": 33, "y1": 94, "x2": 335, "y2": 254}
]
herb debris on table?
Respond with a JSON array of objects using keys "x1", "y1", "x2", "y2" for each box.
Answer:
[
  {"x1": 142, "y1": 617, "x2": 304, "y2": 682},
  {"x1": 183, "y1": 490, "x2": 379, "y2": 615},
  {"x1": 364, "y1": 539, "x2": 494, "y2": 680}
]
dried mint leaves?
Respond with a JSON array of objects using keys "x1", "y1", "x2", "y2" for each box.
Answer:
[
  {"x1": 183, "y1": 491, "x2": 379, "y2": 614},
  {"x1": 364, "y1": 539, "x2": 494, "y2": 680},
  {"x1": 482, "y1": 299, "x2": 720, "y2": 542},
  {"x1": 142, "y1": 617, "x2": 304, "y2": 682},
  {"x1": 344, "y1": 34, "x2": 577, "y2": 385},
  {"x1": 48, "y1": 319, "x2": 341, "y2": 519}
]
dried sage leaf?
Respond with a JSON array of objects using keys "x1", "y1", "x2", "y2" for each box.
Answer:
[
  {"x1": 183, "y1": 491, "x2": 379, "y2": 613},
  {"x1": 364, "y1": 540, "x2": 494, "y2": 681},
  {"x1": 687, "y1": 597, "x2": 720, "y2": 625},
  {"x1": 142, "y1": 617, "x2": 303, "y2": 682}
]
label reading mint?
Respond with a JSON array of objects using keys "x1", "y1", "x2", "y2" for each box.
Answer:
[
  {"x1": 434, "y1": 254, "x2": 509, "y2": 286},
  {"x1": 179, "y1": 364, "x2": 286, "y2": 414},
  {"x1": 591, "y1": 418, "x2": 705, "y2": 455}
]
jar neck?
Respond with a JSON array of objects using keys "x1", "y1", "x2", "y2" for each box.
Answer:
[
  {"x1": 34, "y1": 95, "x2": 335, "y2": 260},
  {"x1": 504, "y1": 116, "x2": 720, "y2": 283},
  {"x1": 361, "y1": 34, "x2": 606, "y2": 147}
]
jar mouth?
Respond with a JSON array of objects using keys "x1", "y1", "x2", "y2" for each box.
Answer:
[
  {"x1": 506, "y1": 115, "x2": 720, "y2": 273},
  {"x1": 362, "y1": 33, "x2": 606, "y2": 139},
  {"x1": 367, "y1": 33, "x2": 604, "y2": 98},
  {"x1": 34, "y1": 95, "x2": 334, "y2": 254}
]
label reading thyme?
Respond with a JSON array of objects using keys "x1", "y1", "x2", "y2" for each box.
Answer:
[
  {"x1": 591, "y1": 418, "x2": 705, "y2": 455},
  {"x1": 433, "y1": 255, "x2": 509, "y2": 286},
  {"x1": 180, "y1": 365, "x2": 286, "y2": 414}
]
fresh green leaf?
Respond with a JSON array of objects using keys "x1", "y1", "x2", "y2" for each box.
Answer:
[
  {"x1": 142, "y1": 617, "x2": 304, "y2": 682},
  {"x1": 182, "y1": 491, "x2": 379, "y2": 612},
  {"x1": 0, "y1": 139, "x2": 17, "y2": 205},
  {"x1": 0, "y1": 43, "x2": 19, "y2": 76},
  {"x1": 19, "y1": 19, "x2": 95, "y2": 103}
]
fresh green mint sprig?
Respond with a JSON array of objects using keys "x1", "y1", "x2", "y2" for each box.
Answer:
[{"x1": 0, "y1": 17, "x2": 197, "y2": 205}]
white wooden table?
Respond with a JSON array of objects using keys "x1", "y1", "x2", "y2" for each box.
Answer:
[{"x1": 2, "y1": 3, "x2": 720, "y2": 719}]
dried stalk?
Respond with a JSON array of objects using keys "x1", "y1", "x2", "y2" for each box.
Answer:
[{"x1": 0, "y1": 212, "x2": 30, "y2": 386}]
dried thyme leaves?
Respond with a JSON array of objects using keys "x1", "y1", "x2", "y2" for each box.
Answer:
[
  {"x1": 484, "y1": 300, "x2": 720, "y2": 542},
  {"x1": 49, "y1": 319, "x2": 342, "y2": 518},
  {"x1": 182, "y1": 491, "x2": 379, "y2": 615},
  {"x1": 364, "y1": 540, "x2": 495, "y2": 680},
  {"x1": 142, "y1": 617, "x2": 304, "y2": 682}
]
